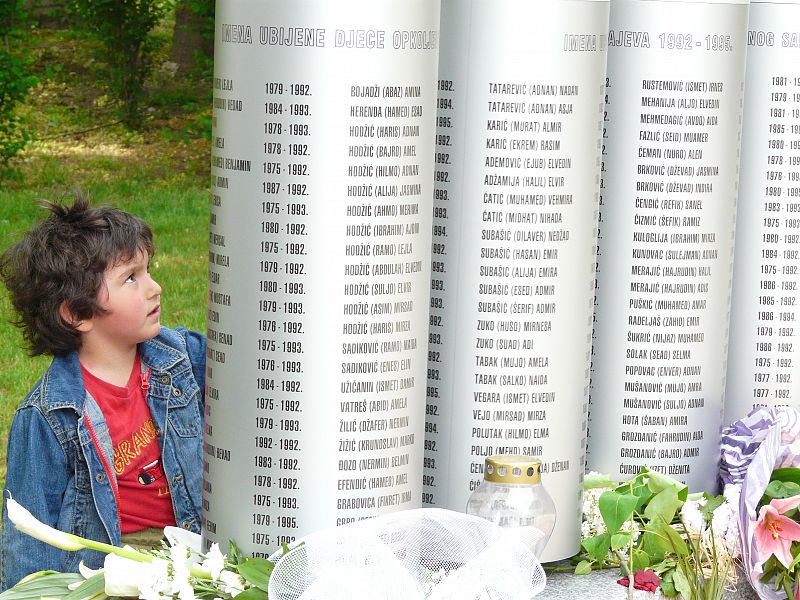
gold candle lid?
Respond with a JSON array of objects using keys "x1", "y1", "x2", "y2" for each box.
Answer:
[{"x1": 484, "y1": 454, "x2": 543, "y2": 484}]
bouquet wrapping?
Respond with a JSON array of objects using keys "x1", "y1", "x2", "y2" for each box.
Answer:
[{"x1": 722, "y1": 407, "x2": 800, "y2": 599}]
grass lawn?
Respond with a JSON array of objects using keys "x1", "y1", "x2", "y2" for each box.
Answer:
[{"x1": 0, "y1": 25, "x2": 211, "y2": 491}]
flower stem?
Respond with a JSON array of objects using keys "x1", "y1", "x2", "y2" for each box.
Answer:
[
  {"x1": 77, "y1": 535, "x2": 210, "y2": 579},
  {"x1": 80, "y1": 538, "x2": 154, "y2": 563}
]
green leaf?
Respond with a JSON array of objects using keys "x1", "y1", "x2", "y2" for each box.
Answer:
[
  {"x1": 238, "y1": 557, "x2": 275, "y2": 591},
  {"x1": 599, "y1": 491, "x2": 638, "y2": 535},
  {"x1": 774, "y1": 571, "x2": 785, "y2": 592},
  {"x1": 0, "y1": 573, "x2": 84, "y2": 600},
  {"x1": 672, "y1": 567, "x2": 692, "y2": 600},
  {"x1": 661, "y1": 580, "x2": 678, "y2": 597},
  {"x1": 783, "y1": 572, "x2": 794, "y2": 599},
  {"x1": 764, "y1": 480, "x2": 800, "y2": 500},
  {"x1": 233, "y1": 586, "x2": 268, "y2": 600},
  {"x1": 644, "y1": 486, "x2": 682, "y2": 523},
  {"x1": 660, "y1": 570, "x2": 678, "y2": 597},
  {"x1": 645, "y1": 470, "x2": 688, "y2": 501},
  {"x1": 632, "y1": 484, "x2": 655, "y2": 508},
  {"x1": 229, "y1": 540, "x2": 242, "y2": 565},
  {"x1": 642, "y1": 517, "x2": 689, "y2": 560},
  {"x1": 642, "y1": 528, "x2": 668, "y2": 560},
  {"x1": 789, "y1": 548, "x2": 800, "y2": 572},
  {"x1": 583, "y1": 473, "x2": 615, "y2": 489},
  {"x1": 772, "y1": 467, "x2": 800, "y2": 485},
  {"x1": 581, "y1": 533, "x2": 611, "y2": 563},
  {"x1": 610, "y1": 532, "x2": 631, "y2": 550},
  {"x1": 631, "y1": 548, "x2": 650, "y2": 571},
  {"x1": 658, "y1": 519, "x2": 689, "y2": 556},
  {"x1": 13, "y1": 571, "x2": 61, "y2": 585},
  {"x1": 64, "y1": 572, "x2": 105, "y2": 600},
  {"x1": 619, "y1": 475, "x2": 655, "y2": 512},
  {"x1": 699, "y1": 493, "x2": 724, "y2": 518},
  {"x1": 760, "y1": 555, "x2": 779, "y2": 582},
  {"x1": 574, "y1": 560, "x2": 593, "y2": 575}
]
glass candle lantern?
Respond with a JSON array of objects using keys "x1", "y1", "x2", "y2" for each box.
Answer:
[{"x1": 466, "y1": 454, "x2": 557, "y2": 557}]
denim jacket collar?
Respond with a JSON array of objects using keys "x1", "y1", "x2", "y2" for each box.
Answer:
[{"x1": 37, "y1": 337, "x2": 188, "y2": 415}]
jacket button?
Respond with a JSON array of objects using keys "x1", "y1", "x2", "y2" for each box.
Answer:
[
  {"x1": 96, "y1": 473, "x2": 105, "y2": 482},
  {"x1": 158, "y1": 375, "x2": 170, "y2": 384},
  {"x1": 173, "y1": 474, "x2": 183, "y2": 485},
  {"x1": 172, "y1": 388, "x2": 182, "y2": 396},
  {"x1": 182, "y1": 521, "x2": 191, "y2": 529}
]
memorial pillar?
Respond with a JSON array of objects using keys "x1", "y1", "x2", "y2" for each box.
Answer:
[
  {"x1": 725, "y1": 0, "x2": 800, "y2": 423},
  {"x1": 424, "y1": 0, "x2": 609, "y2": 562},
  {"x1": 588, "y1": 0, "x2": 748, "y2": 491},
  {"x1": 203, "y1": 0, "x2": 440, "y2": 555}
]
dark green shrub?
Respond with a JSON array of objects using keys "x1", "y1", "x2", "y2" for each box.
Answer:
[
  {"x1": 74, "y1": 0, "x2": 173, "y2": 129},
  {"x1": 0, "y1": 1, "x2": 36, "y2": 169}
]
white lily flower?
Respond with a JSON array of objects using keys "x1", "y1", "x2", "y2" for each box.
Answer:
[
  {"x1": 164, "y1": 526, "x2": 202, "y2": 556},
  {"x1": 78, "y1": 561, "x2": 104, "y2": 580},
  {"x1": 105, "y1": 550, "x2": 170, "y2": 598},
  {"x1": 104, "y1": 553, "x2": 144, "y2": 597},
  {"x1": 6, "y1": 495, "x2": 85, "y2": 551},
  {"x1": 218, "y1": 570, "x2": 245, "y2": 597},
  {"x1": 138, "y1": 559, "x2": 172, "y2": 600},
  {"x1": 169, "y1": 541, "x2": 191, "y2": 565},
  {"x1": 200, "y1": 543, "x2": 226, "y2": 580},
  {"x1": 168, "y1": 543, "x2": 198, "y2": 599},
  {"x1": 171, "y1": 562, "x2": 196, "y2": 600}
]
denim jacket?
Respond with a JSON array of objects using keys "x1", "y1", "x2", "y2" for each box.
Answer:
[{"x1": 0, "y1": 326, "x2": 206, "y2": 590}]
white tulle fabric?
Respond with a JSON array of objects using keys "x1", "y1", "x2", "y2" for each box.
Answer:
[{"x1": 267, "y1": 508, "x2": 547, "y2": 600}]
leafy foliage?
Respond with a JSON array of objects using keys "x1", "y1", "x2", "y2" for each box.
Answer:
[
  {"x1": 577, "y1": 468, "x2": 734, "y2": 599},
  {"x1": 0, "y1": 0, "x2": 37, "y2": 169},
  {"x1": 73, "y1": 0, "x2": 174, "y2": 129}
]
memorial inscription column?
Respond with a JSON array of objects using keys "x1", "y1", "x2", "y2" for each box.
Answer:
[
  {"x1": 424, "y1": 0, "x2": 609, "y2": 562},
  {"x1": 203, "y1": 0, "x2": 440, "y2": 556},
  {"x1": 725, "y1": 0, "x2": 800, "y2": 422},
  {"x1": 588, "y1": 0, "x2": 748, "y2": 491}
]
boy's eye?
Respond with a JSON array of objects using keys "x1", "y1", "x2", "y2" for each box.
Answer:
[{"x1": 125, "y1": 274, "x2": 136, "y2": 283}]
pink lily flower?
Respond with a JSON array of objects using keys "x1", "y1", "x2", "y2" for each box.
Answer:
[{"x1": 755, "y1": 495, "x2": 800, "y2": 568}]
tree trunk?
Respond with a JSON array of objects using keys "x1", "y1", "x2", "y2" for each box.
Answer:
[
  {"x1": 169, "y1": 0, "x2": 213, "y2": 77},
  {"x1": 23, "y1": 0, "x2": 72, "y2": 28}
]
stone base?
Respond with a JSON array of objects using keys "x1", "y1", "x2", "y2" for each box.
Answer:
[{"x1": 539, "y1": 565, "x2": 759, "y2": 599}]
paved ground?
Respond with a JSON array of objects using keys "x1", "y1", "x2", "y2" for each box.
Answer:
[{"x1": 539, "y1": 566, "x2": 759, "y2": 599}]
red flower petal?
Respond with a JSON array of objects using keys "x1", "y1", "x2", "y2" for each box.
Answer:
[
  {"x1": 634, "y1": 569, "x2": 661, "y2": 587},
  {"x1": 617, "y1": 571, "x2": 662, "y2": 592}
]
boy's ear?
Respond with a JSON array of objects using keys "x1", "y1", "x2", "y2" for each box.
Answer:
[{"x1": 59, "y1": 302, "x2": 93, "y2": 333}]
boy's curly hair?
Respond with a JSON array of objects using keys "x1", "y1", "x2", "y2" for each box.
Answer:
[{"x1": 0, "y1": 193, "x2": 154, "y2": 356}]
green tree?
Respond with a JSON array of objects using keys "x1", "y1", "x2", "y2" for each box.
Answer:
[
  {"x1": 74, "y1": 0, "x2": 173, "y2": 129},
  {"x1": 0, "y1": 0, "x2": 36, "y2": 169},
  {"x1": 170, "y1": 0, "x2": 214, "y2": 79}
]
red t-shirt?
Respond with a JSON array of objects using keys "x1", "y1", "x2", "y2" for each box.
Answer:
[{"x1": 82, "y1": 354, "x2": 176, "y2": 533}]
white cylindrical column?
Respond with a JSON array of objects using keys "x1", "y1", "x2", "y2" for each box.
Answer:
[
  {"x1": 203, "y1": 0, "x2": 440, "y2": 555},
  {"x1": 588, "y1": 0, "x2": 748, "y2": 491},
  {"x1": 424, "y1": 0, "x2": 609, "y2": 562},
  {"x1": 725, "y1": 1, "x2": 800, "y2": 424}
]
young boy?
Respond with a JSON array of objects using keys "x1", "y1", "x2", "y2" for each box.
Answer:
[{"x1": 0, "y1": 196, "x2": 206, "y2": 589}]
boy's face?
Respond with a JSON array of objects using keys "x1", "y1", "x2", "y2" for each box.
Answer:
[{"x1": 85, "y1": 249, "x2": 162, "y2": 350}]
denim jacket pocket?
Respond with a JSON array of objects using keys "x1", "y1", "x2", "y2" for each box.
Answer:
[{"x1": 148, "y1": 366, "x2": 202, "y2": 438}]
